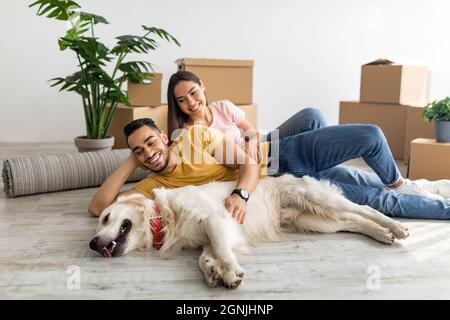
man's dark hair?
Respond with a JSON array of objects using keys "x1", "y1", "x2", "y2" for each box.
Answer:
[{"x1": 123, "y1": 118, "x2": 161, "y2": 148}]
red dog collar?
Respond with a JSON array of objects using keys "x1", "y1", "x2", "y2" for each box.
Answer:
[{"x1": 150, "y1": 203, "x2": 164, "y2": 250}]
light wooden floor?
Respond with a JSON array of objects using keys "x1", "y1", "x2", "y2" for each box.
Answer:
[{"x1": 1, "y1": 143, "x2": 449, "y2": 299}]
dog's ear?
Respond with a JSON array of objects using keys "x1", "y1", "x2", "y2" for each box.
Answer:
[{"x1": 116, "y1": 192, "x2": 148, "y2": 203}]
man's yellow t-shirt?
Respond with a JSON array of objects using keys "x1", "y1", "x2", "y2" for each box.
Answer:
[{"x1": 134, "y1": 125, "x2": 269, "y2": 198}]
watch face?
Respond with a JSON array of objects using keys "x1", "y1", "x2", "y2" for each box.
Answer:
[{"x1": 233, "y1": 189, "x2": 249, "y2": 201}]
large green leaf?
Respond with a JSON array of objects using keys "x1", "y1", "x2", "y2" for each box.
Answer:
[
  {"x1": 90, "y1": 67, "x2": 116, "y2": 88},
  {"x1": 142, "y1": 25, "x2": 180, "y2": 46},
  {"x1": 118, "y1": 61, "x2": 153, "y2": 74},
  {"x1": 60, "y1": 19, "x2": 90, "y2": 44},
  {"x1": 29, "y1": 0, "x2": 80, "y2": 21},
  {"x1": 49, "y1": 71, "x2": 89, "y2": 96},
  {"x1": 78, "y1": 12, "x2": 109, "y2": 24},
  {"x1": 111, "y1": 35, "x2": 158, "y2": 54},
  {"x1": 62, "y1": 37, "x2": 112, "y2": 66},
  {"x1": 117, "y1": 61, "x2": 154, "y2": 83},
  {"x1": 111, "y1": 26, "x2": 179, "y2": 55}
]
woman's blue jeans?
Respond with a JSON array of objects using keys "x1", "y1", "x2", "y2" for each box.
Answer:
[{"x1": 267, "y1": 107, "x2": 450, "y2": 219}]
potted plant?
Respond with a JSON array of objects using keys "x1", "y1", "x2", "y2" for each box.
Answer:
[
  {"x1": 30, "y1": 0, "x2": 180, "y2": 152},
  {"x1": 423, "y1": 97, "x2": 450, "y2": 142}
]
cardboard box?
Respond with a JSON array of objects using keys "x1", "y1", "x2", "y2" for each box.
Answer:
[
  {"x1": 404, "y1": 106, "x2": 435, "y2": 163},
  {"x1": 238, "y1": 104, "x2": 257, "y2": 128},
  {"x1": 108, "y1": 104, "x2": 168, "y2": 149},
  {"x1": 339, "y1": 101, "x2": 407, "y2": 159},
  {"x1": 360, "y1": 58, "x2": 428, "y2": 105},
  {"x1": 408, "y1": 138, "x2": 450, "y2": 180},
  {"x1": 127, "y1": 73, "x2": 162, "y2": 107},
  {"x1": 176, "y1": 58, "x2": 253, "y2": 105}
]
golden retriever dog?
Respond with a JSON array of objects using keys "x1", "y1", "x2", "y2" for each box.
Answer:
[{"x1": 89, "y1": 174, "x2": 409, "y2": 289}]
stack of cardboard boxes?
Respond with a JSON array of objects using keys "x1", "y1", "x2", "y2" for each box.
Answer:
[
  {"x1": 108, "y1": 72, "x2": 167, "y2": 149},
  {"x1": 339, "y1": 58, "x2": 435, "y2": 163},
  {"x1": 108, "y1": 58, "x2": 257, "y2": 149}
]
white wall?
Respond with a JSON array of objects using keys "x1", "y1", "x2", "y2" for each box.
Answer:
[{"x1": 1, "y1": 0, "x2": 450, "y2": 142}]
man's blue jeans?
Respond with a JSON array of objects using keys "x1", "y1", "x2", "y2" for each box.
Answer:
[{"x1": 268, "y1": 108, "x2": 450, "y2": 219}]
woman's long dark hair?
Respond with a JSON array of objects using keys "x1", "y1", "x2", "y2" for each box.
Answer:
[{"x1": 167, "y1": 70, "x2": 205, "y2": 140}]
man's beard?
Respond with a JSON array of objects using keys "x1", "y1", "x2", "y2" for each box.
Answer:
[
  {"x1": 146, "y1": 147, "x2": 170, "y2": 173},
  {"x1": 149, "y1": 157, "x2": 169, "y2": 173}
]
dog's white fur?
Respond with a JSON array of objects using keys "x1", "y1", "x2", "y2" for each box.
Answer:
[{"x1": 93, "y1": 174, "x2": 409, "y2": 289}]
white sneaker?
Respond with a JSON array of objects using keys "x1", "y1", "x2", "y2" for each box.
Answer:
[
  {"x1": 414, "y1": 179, "x2": 450, "y2": 199},
  {"x1": 389, "y1": 179, "x2": 445, "y2": 200}
]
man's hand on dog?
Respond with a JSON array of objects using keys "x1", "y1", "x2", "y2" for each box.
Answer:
[{"x1": 225, "y1": 194, "x2": 247, "y2": 224}]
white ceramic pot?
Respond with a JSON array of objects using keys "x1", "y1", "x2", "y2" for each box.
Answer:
[{"x1": 74, "y1": 136, "x2": 115, "y2": 152}]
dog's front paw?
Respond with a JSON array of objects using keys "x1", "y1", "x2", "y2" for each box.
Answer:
[
  {"x1": 234, "y1": 265, "x2": 245, "y2": 278},
  {"x1": 222, "y1": 266, "x2": 245, "y2": 289},
  {"x1": 205, "y1": 264, "x2": 223, "y2": 288},
  {"x1": 380, "y1": 230, "x2": 395, "y2": 245},
  {"x1": 389, "y1": 222, "x2": 409, "y2": 240}
]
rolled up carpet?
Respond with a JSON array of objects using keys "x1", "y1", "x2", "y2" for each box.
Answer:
[{"x1": 2, "y1": 149, "x2": 149, "y2": 198}]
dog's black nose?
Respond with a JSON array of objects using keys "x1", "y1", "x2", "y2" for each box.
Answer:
[{"x1": 89, "y1": 237, "x2": 99, "y2": 250}]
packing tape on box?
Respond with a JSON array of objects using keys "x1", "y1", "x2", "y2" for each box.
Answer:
[{"x1": 2, "y1": 149, "x2": 149, "y2": 198}]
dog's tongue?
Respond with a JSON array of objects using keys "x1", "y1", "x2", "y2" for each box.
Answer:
[{"x1": 103, "y1": 248, "x2": 112, "y2": 258}]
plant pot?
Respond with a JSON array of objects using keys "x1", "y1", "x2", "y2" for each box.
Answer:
[
  {"x1": 435, "y1": 120, "x2": 450, "y2": 142},
  {"x1": 74, "y1": 136, "x2": 115, "y2": 153}
]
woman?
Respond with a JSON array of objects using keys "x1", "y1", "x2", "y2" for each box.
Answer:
[
  {"x1": 166, "y1": 70, "x2": 450, "y2": 219},
  {"x1": 167, "y1": 71, "x2": 325, "y2": 160}
]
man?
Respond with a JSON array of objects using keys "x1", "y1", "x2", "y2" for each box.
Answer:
[
  {"x1": 89, "y1": 118, "x2": 450, "y2": 221},
  {"x1": 88, "y1": 118, "x2": 263, "y2": 223}
]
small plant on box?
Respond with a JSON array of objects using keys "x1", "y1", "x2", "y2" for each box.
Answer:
[
  {"x1": 423, "y1": 97, "x2": 450, "y2": 142},
  {"x1": 30, "y1": 0, "x2": 180, "y2": 151}
]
